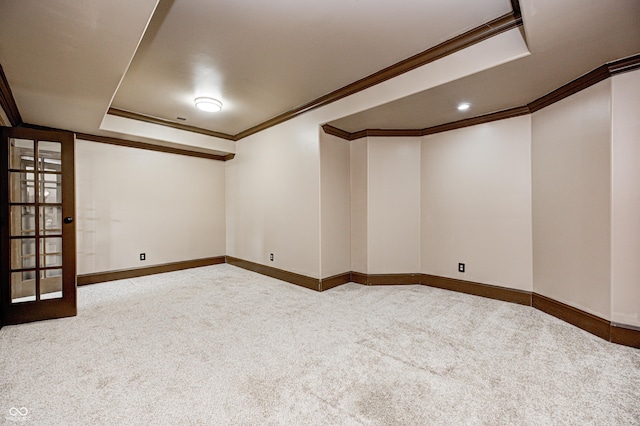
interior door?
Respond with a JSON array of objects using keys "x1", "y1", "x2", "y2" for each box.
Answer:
[{"x1": 1, "y1": 127, "x2": 76, "y2": 325}]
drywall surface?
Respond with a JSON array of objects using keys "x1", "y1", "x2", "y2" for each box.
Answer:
[
  {"x1": 421, "y1": 116, "x2": 533, "y2": 291},
  {"x1": 611, "y1": 70, "x2": 640, "y2": 327},
  {"x1": 225, "y1": 119, "x2": 321, "y2": 278},
  {"x1": 320, "y1": 130, "x2": 351, "y2": 278},
  {"x1": 76, "y1": 140, "x2": 225, "y2": 274},
  {"x1": 224, "y1": 28, "x2": 527, "y2": 280},
  {"x1": 100, "y1": 114, "x2": 236, "y2": 155},
  {"x1": 367, "y1": 137, "x2": 421, "y2": 274},
  {"x1": 532, "y1": 80, "x2": 612, "y2": 319},
  {"x1": 350, "y1": 138, "x2": 368, "y2": 274}
]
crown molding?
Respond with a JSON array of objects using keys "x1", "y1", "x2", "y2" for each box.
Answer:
[
  {"x1": 0, "y1": 62, "x2": 23, "y2": 126},
  {"x1": 325, "y1": 106, "x2": 530, "y2": 141},
  {"x1": 321, "y1": 124, "x2": 352, "y2": 140},
  {"x1": 526, "y1": 65, "x2": 610, "y2": 113},
  {"x1": 2, "y1": 7, "x2": 523, "y2": 143},
  {"x1": 326, "y1": 54, "x2": 640, "y2": 140},
  {"x1": 422, "y1": 106, "x2": 531, "y2": 136},
  {"x1": 77, "y1": 132, "x2": 234, "y2": 161},
  {"x1": 107, "y1": 108, "x2": 236, "y2": 141},
  {"x1": 607, "y1": 53, "x2": 640, "y2": 75},
  {"x1": 235, "y1": 12, "x2": 522, "y2": 140},
  {"x1": 105, "y1": 11, "x2": 522, "y2": 142},
  {"x1": 510, "y1": 0, "x2": 522, "y2": 20},
  {"x1": 19, "y1": 122, "x2": 233, "y2": 161},
  {"x1": 529, "y1": 53, "x2": 640, "y2": 113}
]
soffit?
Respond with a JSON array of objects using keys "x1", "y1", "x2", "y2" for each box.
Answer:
[
  {"x1": 0, "y1": 0, "x2": 159, "y2": 134},
  {"x1": 329, "y1": 0, "x2": 640, "y2": 132}
]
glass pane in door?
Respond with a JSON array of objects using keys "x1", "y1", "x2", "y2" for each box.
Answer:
[
  {"x1": 40, "y1": 206, "x2": 62, "y2": 235},
  {"x1": 9, "y1": 171, "x2": 35, "y2": 203},
  {"x1": 40, "y1": 237, "x2": 63, "y2": 268},
  {"x1": 11, "y1": 271, "x2": 36, "y2": 303},
  {"x1": 37, "y1": 141, "x2": 62, "y2": 171},
  {"x1": 10, "y1": 205, "x2": 36, "y2": 236},
  {"x1": 9, "y1": 138, "x2": 34, "y2": 169},
  {"x1": 39, "y1": 173, "x2": 62, "y2": 203},
  {"x1": 40, "y1": 269, "x2": 62, "y2": 300},
  {"x1": 10, "y1": 239, "x2": 36, "y2": 269}
]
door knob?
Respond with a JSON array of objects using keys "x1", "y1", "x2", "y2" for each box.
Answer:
[{"x1": 64, "y1": 217, "x2": 73, "y2": 224}]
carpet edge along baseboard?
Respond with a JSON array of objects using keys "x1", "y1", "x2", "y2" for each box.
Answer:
[
  {"x1": 76, "y1": 256, "x2": 639, "y2": 349},
  {"x1": 76, "y1": 256, "x2": 226, "y2": 285}
]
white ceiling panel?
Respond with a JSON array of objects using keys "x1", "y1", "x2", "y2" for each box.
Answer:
[{"x1": 0, "y1": 0, "x2": 159, "y2": 133}]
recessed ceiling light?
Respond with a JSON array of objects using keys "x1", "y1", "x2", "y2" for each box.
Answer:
[
  {"x1": 195, "y1": 97, "x2": 222, "y2": 112},
  {"x1": 457, "y1": 102, "x2": 471, "y2": 111}
]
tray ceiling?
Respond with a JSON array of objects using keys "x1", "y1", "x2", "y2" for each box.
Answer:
[{"x1": 0, "y1": 0, "x2": 638, "y2": 147}]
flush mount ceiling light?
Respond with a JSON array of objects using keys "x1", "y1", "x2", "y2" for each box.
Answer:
[
  {"x1": 194, "y1": 97, "x2": 223, "y2": 112},
  {"x1": 457, "y1": 102, "x2": 471, "y2": 111}
]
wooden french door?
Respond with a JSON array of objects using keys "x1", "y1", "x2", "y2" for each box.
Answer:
[{"x1": 1, "y1": 127, "x2": 76, "y2": 325}]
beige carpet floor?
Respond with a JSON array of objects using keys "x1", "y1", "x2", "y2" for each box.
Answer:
[{"x1": 1, "y1": 264, "x2": 639, "y2": 425}]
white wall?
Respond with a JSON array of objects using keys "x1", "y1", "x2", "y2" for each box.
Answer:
[
  {"x1": 348, "y1": 119, "x2": 532, "y2": 288},
  {"x1": 344, "y1": 73, "x2": 638, "y2": 330},
  {"x1": 79, "y1": 62, "x2": 638, "y2": 332},
  {"x1": 100, "y1": 114, "x2": 236, "y2": 156},
  {"x1": 224, "y1": 29, "x2": 527, "y2": 279},
  {"x1": 531, "y1": 80, "x2": 612, "y2": 319},
  {"x1": 350, "y1": 138, "x2": 368, "y2": 274},
  {"x1": 611, "y1": 70, "x2": 640, "y2": 327},
  {"x1": 421, "y1": 116, "x2": 533, "y2": 291},
  {"x1": 367, "y1": 137, "x2": 421, "y2": 274},
  {"x1": 225, "y1": 120, "x2": 321, "y2": 278},
  {"x1": 76, "y1": 140, "x2": 226, "y2": 274},
  {"x1": 320, "y1": 130, "x2": 351, "y2": 278}
]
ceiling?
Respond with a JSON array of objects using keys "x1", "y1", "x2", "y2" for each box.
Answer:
[
  {"x1": 111, "y1": 0, "x2": 511, "y2": 136},
  {"x1": 0, "y1": 0, "x2": 639, "y2": 148},
  {"x1": 330, "y1": 0, "x2": 640, "y2": 132}
]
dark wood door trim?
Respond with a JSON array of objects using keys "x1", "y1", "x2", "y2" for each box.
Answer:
[{"x1": 0, "y1": 129, "x2": 9, "y2": 328}]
